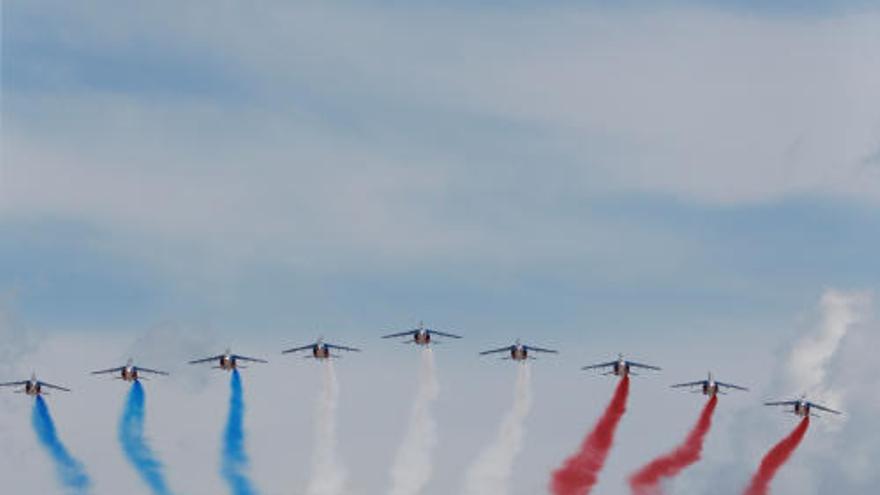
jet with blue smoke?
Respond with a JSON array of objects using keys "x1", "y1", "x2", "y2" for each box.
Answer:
[
  {"x1": 223, "y1": 369, "x2": 259, "y2": 495},
  {"x1": 119, "y1": 380, "x2": 174, "y2": 495},
  {"x1": 31, "y1": 396, "x2": 90, "y2": 495}
]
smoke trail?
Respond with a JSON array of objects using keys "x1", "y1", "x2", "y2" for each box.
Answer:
[
  {"x1": 786, "y1": 290, "x2": 866, "y2": 417},
  {"x1": 305, "y1": 361, "x2": 346, "y2": 495},
  {"x1": 118, "y1": 381, "x2": 173, "y2": 495},
  {"x1": 222, "y1": 370, "x2": 259, "y2": 495},
  {"x1": 31, "y1": 396, "x2": 90, "y2": 494},
  {"x1": 388, "y1": 348, "x2": 439, "y2": 495},
  {"x1": 550, "y1": 375, "x2": 630, "y2": 495},
  {"x1": 462, "y1": 363, "x2": 533, "y2": 495},
  {"x1": 743, "y1": 417, "x2": 810, "y2": 495},
  {"x1": 628, "y1": 395, "x2": 718, "y2": 495}
]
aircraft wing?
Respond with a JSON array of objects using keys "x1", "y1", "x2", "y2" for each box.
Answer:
[
  {"x1": 91, "y1": 366, "x2": 125, "y2": 375},
  {"x1": 527, "y1": 345, "x2": 558, "y2": 354},
  {"x1": 479, "y1": 346, "x2": 512, "y2": 355},
  {"x1": 671, "y1": 380, "x2": 705, "y2": 388},
  {"x1": 39, "y1": 381, "x2": 71, "y2": 392},
  {"x1": 188, "y1": 355, "x2": 223, "y2": 365},
  {"x1": 628, "y1": 361, "x2": 661, "y2": 371},
  {"x1": 137, "y1": 367, "x2": 169, "y2": 376},
  {"x1": 326, "y1": 343, "x2": 361, "y2": 352},
  {"x1": 716, "y1": 381, "x2": 748, "y2": 391},
  {"x1": 281, "y1": 344, "x2": 315, "y2": 354},
  {"x1": 810, "y1": 402, "x2": 842, "y2": 415},
  {"x1": 430, "y1": 330, "x2": 462, "y2": 339},
  {"x1": 233, "y1": 354, "x2": 268, "y2": 364},
  {"x1": 764, "y1": 400, "x2": 798, "y2": 407},
  {"x1": 581, "y1": 361, "x2": 617, "y2": 370},
  {"x1": 0, "y1": 381, "x2": 28, "y2": 387},
  {"x1": 381, "y1": 330, "x2": 416, "y2": 339}
]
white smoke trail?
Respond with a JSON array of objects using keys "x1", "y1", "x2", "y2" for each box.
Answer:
[
  {"x1": 462, "y1": 363, "x2": 533, "y2": 495},
  {"x1": 786, "y1": 289, "x2": 870, "y2": 410},
  {"x1": 388, "y1": 348, "x2": 439, "y2": 495},
  {"x1": 305, "y1": 361, "x2": 346, "y2": 495}
]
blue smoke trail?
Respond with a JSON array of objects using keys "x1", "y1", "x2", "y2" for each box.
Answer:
[
  {"x1": 222, "y1": 370, "x2": 258, "y2": 495},
  {"x1": 119, "y1": 381, "x2": 173, "y2": 495},
  {"x1": 31, "y1": 396, "x2": 90, "y2": 495}
]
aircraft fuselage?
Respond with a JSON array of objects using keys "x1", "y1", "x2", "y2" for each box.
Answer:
[
  {"x1": 218, "y1": 355, "x2": 237, "y2": 370},
  {"x1": 703, "y1": 381, "x2": 720, "y2": 396},
  {"x1": 24, "y1": 381, "x2": 42, "y2": 396},
  {"x1": 794, "y1": 401, "x2": 810, "y2": 417},
  {"x1": 121, "y1": 366, "x2": 139, "y2": 382},
  {"x1": 414, "y1": 330, "x2": 431, "y2": 345},
  {"x1": 613, "y1": 361, "x2": 630, "y2": 376},
  {"x1": 312, "y1": 345, "x2": 331, "y2": 359},
  {"x1": 511, "y1": 346, "x2": 528, "y2": 361}
]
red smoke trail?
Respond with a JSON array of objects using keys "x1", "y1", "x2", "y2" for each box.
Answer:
[
  {"x1": 743, "y1": 417, "x2": 810, "y2": 495},
  {"x1": 550, "y1": 375, "x2": 630, "y2": 495},
  {"x1": 628, "y1": 395, "x2": 718, "y2": 495}
]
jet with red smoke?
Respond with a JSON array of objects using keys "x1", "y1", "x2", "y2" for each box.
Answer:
[
  {"x1": 743, "y1": 416, "x2": 811, "y2": 495},
  {"x1": 550, "y1": 375, "x2": 631, "y2": 495},
  {"x1": 671, "y1": 372, "x2": 748, "y2": 397},
  {"x1": 581, "y1": 353, "x2": 661, "y2": 377},
  {"x1": 627, "y1": 372, "x2": 748, "y2": 495},
  {"x1": 629, "y1": 394, "x2": 719, "y2": 495},
  {"x1": 764, "y1": 396, "x2": 841, "y2": 417}
]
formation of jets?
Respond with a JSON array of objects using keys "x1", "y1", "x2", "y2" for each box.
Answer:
[{"x1": 0, "y1": 322, "x2": 844, "y2": 417}]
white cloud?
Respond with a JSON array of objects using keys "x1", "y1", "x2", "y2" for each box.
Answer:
[
  {"x1": 3, "y1": 4, "x2": 879, "y2": 272},
  {"x1": 806, "y1": 293, "x2": 880, "y2": 491},
  {"x1": 785, "y1": 289, "x2": 871, "y2": 409}
]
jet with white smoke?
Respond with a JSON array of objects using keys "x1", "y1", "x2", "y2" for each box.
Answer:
[
  {"x1": 305, "y1": 361, "x2": 346, "y2": 495},
  {"x1": 388, "y1": 348, "x2": 439, "y2": 495},
  {"x1": 463, "y1": 363, "x2": 533, "y2": 495}
]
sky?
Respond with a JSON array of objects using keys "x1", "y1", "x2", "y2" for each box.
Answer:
[{"x1": 1, "y1": 1, "x2": 879, "y2": 494}]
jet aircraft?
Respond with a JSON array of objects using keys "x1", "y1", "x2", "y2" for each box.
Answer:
[
  {"x1": 91, "y1": 359, "x2": 169, "y2": 382},
  {"x1": 282, "y1": 338, "x2": 360, "y2": 359},
  {"x1": 582, "y1": 353, "x2": 661, "y2": 377},
  {"x1": 381, "y1": 321, "x2": 462, "y2": 346},
  {"x1": 765, "y1": 396, "x2": 842, "y2": 417},
  {"x1": 189, "y1": 349, "x2": 267, "y2": 370},
  {"x1": 479, "y1": 340, "x2": 558, "y2": 361},
  {"x1": 0, "y1": 373, "x2": 70, "y2": 396},
  {"x1": 671, "y1": 372, "x2": 747, "y2": 396}
]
